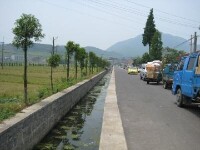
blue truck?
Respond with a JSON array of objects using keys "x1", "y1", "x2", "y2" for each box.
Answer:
[
  {"x1": 163, "y1": 64, "x2": 177, "y2": 89},
  {"x1": 172, "y1": 52, "x2": 200, "y2": 107}
]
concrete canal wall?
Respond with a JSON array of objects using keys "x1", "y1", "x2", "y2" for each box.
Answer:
[{"x1": 0, "y1": 70, "x2": 107, "y2": 150}]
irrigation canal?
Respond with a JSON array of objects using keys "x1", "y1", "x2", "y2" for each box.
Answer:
[{"x1": 33, "y1": 73, "x2": 111, "y2": 150}]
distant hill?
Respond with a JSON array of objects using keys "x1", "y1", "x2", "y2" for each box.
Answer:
[
  {"x1": 3, "y1": 33, "x2": 199, "y2": 62},
  {"x1": 2, "y1": 43, "x2": 122, "y2": 62},
  {"x1": 106, "y1": 33, "x2": 200, "y2": 57},
  {"x1": 84, "y1": 46, "x2": 122, "y2": 58}
]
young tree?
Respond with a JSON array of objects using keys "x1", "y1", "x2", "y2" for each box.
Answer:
[
  {"x1": 141, "y1": 52, "x2": 150, "y2": 63},
  {"x1": 85, "y1": 52, "x2": 89, "y2": 76},
  {"x1": 89, "y1": 52, "x2": 96, "y2": 74},
  {"x1": 149, "y1": 30, "x2": 163, "y2": 61},
  {"x1": 12, "y1": 14, "x2": 44, "y2": 104},
  {"x1": 74, "y1": 43, "x2": 80, "y2": 79},
  {"x1": 65, "y1": 41, "x2": 75, "y2": 81},
  {"x1": 47, "y1": 54, "x2": 61, "y2": 92},
  {"x1": 77, "y1": 48, "x2": 87, "y2": 77},
  {"x1": 142, "y1": 8, "x2": 156, "y2": 53}
]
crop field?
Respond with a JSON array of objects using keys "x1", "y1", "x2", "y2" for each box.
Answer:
[{"x1": 0, "y1": 65, "x2": 100, "y2": 122}]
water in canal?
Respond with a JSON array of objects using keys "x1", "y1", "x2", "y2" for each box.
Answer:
[{"x1": 34, "y1": 73, "x2": 111, "y2": 150}]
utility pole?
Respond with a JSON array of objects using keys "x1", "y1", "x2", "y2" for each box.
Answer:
[
  {"x1": 52, "y1": 37, "x2": 55, "y2": 55},
  {"x1": 190, "y1": 35, "x2": 193, "y2": 53},
  {"x1": 1, "y1": 37, "x2": 4, "y2": 69},
  {"x1": 193, "y1": 32, "x2": 197, "y2": 52},
  {"x1": 52, "y1": 36, "x2": 58, "y2": 55},
  {"x1": 50, "y1": 36, "x2": 58, "y2": 92}
]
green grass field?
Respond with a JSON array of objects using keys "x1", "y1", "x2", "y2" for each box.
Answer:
[{"x1": 0, "y1": 65, "x2": 100, "y2": 122}]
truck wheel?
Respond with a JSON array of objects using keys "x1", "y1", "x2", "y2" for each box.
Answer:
[
  {"x1": 147, "y1": 81, "x2": 149, "y2": 84},
  {"x1": 163, "y1": 81, "x2": 167, "y2": 89},
  {"x1": 176, "y1": 88, "x2": 184, "y2": 107}
]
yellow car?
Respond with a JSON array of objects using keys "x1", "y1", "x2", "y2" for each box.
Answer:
[{"x1": 128, "y1": 67, "x2": 138, "y2": 75}]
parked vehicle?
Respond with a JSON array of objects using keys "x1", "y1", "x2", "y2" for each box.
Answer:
[
  {"x1": 128, "y1": 67, "x2": 138, "y2": 75},
  {"x1": 172, "y1": 52, "x2": 200, "y2": 107},
  {"x1": 140, "y1": 64, "x2": 147, "y2": 80},
  {"x1": 146, "y1": 60, "x2": 162, "y2": 84},
  {"x1": 162, "y1": 63, "x2": 177, "y2": 89}
]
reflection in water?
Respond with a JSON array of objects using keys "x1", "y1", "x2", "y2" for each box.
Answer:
[{"x1": 34, "y1": 74, "x2": 110, "y2": 150}]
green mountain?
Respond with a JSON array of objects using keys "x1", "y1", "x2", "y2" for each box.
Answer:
[
  {"x1": 2, "y1": 43, "x2": 122, "y2": 63},
  {"x1": 84, "y1": 46, "x2": 122, "y2": 58},
  {"x1": 2, "y1": 33, "x2": 199, "y2": 62},
  {"x1": 106, "y1": 33, "x2": 200, "y2": 57}
]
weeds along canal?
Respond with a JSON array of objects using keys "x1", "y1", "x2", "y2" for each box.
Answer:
[{"x1": 33, "y1": 73, "x2": 111, "y2": 150}]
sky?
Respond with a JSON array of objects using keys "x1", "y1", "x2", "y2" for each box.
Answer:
[{"x1": 0, "y1": 0, "x2": 200, "y2": 50}]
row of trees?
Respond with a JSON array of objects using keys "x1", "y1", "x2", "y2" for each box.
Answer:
[
  {"x1": 12, "y1": 13, "x2": 109, "y2": 104},
  {"x1": 65, "y1": 41, "x2": 109, "y2": 81}
]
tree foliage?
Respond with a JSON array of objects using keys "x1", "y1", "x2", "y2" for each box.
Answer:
[
  {"x1": 89, "y1": 52, "x2": 96, "y2": 74},
  {"x1": 133, "y1": 56, "x2": 142, "y2": 66},
  {"x1": 12, "y1": 13, "x2": 44, "y2": 104},
  {"x1": 141, "y1": 52, "x2": 151, "y2": 63},
  {"x1": 142, "y1": 8, "x2": 156, "y2": 52},
  {"x1": 48, "y1": 54, "x2": 61, "y2": 68},
  {"x1": 74, "y1": 44, "x2": 80, "y2": 79},
  {"x1": 47, "y1": 54, "x2": 61, "y2": 92},
  {"x1": 77, "y1": 48, "x2": 87, "y2": 76},
  {"x1": 162, "y1": 47, "x2": 186, "y2": 64},
  {"x1": 149, "y1": 30, "x2": 163, "y2": 61}
]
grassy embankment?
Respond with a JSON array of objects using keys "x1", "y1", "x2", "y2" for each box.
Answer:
[{"x1": 0, "y1": 65, "x2": 101, "y2": 122}]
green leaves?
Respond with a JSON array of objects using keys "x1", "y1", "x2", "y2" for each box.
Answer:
[
  {"x1": 149, "y1": 30, "x2": 163, "y2": 61},
  {"x1": 12, "y1": 13, "x2": 45, "y2": 49},
  {"x1": 162, "y1": 47, "x2": 186, "y2": 64},
  {"x1": 47, "y1": 54, "x2": 61, "y2": 68},
  {"x1": 142, "y1": 8, "x2": 156, "y2": 50}
]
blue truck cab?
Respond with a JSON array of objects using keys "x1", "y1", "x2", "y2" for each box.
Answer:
[{"x1": 172, "y1": 52, "x2": 200, "y2": 107}]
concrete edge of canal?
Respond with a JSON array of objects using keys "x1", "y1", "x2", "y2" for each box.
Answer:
[
  {"x1": 100, "y1": 68, "x2": 128, "y2": 150},
  {"x1": 0, "y1": 70, "x2": 108, "y2": 150}
]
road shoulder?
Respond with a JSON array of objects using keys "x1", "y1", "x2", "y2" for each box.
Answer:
[{"x1": 99, "y1": 68, "x2": 127, "y2": 150}]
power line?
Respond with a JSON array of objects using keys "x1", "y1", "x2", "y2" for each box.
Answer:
[
  {"x1": 38, "y1": 0, "x2": 140, "y2": 31},
  {"x1": 125, "y1": 0, "x2": 200, "y2": 24},
  {"x1": 85, "y1": 0, "x2": 198, "y2": 29},
  {"x1": 173, "y1": 35, "x2": 199, "y2": 49},
  {"x1": 84, "y1": 0, "x2": 193, "y2": 37},
  {"x1": 38, "y1": 0, "x2": 198, "y2": 41}
]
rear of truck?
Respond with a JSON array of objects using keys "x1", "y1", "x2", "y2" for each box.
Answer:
[{"x1": 146, "y1": 62, "x2": 162, "y2": 84}]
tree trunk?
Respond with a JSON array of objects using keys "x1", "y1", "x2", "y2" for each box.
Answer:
[
  {"x1": 24, "y1": 46, "x2": 28, "y2": 105},
  {"x1": 50, "y1": 66, "x2": 53, "y2": 92},
  {"x1": 86, "y1": 63, "x2": 88, "y2": 76},
  {"x1": 149, "y1": 44, "x2": 151, "y2": 54},
  {"x1": 67, "y1": 54, "x2": 69, "y2": 81},
  {"x1": 75, "y1": 60, "x2": 77, "y2": 79}
]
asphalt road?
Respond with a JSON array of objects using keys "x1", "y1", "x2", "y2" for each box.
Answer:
[{"x1": 115, "y1": 67, "x2": 200, "y2": 150}]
